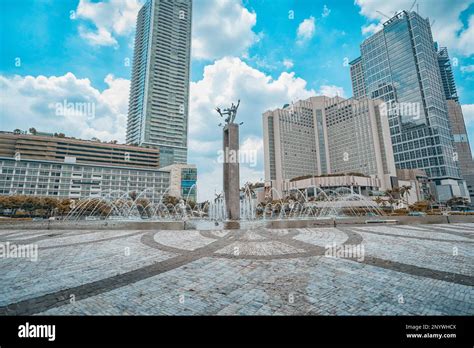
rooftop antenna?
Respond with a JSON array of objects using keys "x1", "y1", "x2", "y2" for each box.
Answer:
[
  {"x1": 431, "y1": 19, "x2": 436, "y2": 27},
  {"x1": 409, "y1": 0, "x2": 417, "y2": 12},
  {"x1": 376, "y1": 10, "x2": 391, "y2": 20}
]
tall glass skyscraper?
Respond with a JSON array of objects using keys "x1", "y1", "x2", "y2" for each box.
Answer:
[
  {"x1": 437, "y1": 46, "x2": 474, "y2": 201},
  {"x1": 127, "y1": 0, "x2": 192, "y2": 167},
  {"x1": 350, "y1": 10, "x2": 469, "y2": 202}
]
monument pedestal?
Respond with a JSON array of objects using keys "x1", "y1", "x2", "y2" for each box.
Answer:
[{"x1": 223, "y1": 123, "x2": 240, "y2": 220}]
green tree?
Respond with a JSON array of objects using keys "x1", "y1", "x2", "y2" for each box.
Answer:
[{"x1": 446, "y1": 196, "x2": 469, "y2": 207}]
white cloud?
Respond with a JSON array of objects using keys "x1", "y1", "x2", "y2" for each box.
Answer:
[
  {"x1": 461, "y1": 65, "x2": 474, "y2": 73},
  {"x1": 296, "y1": 16, "x2": 316, "y2": 45},
  {"x1": 318, "y1": 85, "x2": 346, "y2": 98},
  {"x1": 189, "y1": 57, "x2": 315, "y2": 201},
  {"x1": 192, "y1": 0, "x2": 258, "y2": 60},
  {"x1": 76, "y1": 0, "x2": 143, "y2": 47},
  {"x1": 355, "y1": 0, "x2": 474, "y2": 56},
  {"x1": 78, "y1": 26, "x2": 118, "y2": 47},
  {"x1": 283, "y1": 59, "x2": 294, "y2": 69},
  {"x1": 0, "y1": 73, "x2": 129, "y2": 142},
  {"x1": 361, "y1": 23, "x2": 383, "y2": 36},
  {"x1": 78, "y1": 0, "x2": 260, "y2": 57},
  {"x1": 322, "y1": 5, "x2": 331, "y2": 18},
  {"x1": 462, "y1": 104, "x2": 474, "y2": 125}
]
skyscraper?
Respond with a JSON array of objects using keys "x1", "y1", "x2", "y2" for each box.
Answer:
[
  {"x1": 350, "y1": 10, "x2": 469, "y2": 202},
  {"x1": 437, "y1": 46, "x2": 474, "y2": 201},
  {"x1": 263, "y1": 96, "x2": 396, "y2": 195},
  {"x1": 127, "y1": 0, "x2": 192, "y2": 167}
]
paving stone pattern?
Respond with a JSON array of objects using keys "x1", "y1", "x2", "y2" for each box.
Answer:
[{"x1": 0, "y1": 223, "x2": 472, "y2": 315}]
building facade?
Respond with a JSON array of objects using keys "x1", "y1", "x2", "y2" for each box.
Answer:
[
  {"x1": 263, "y1": 99, "x2": 319, "y2": 185},
  {"x1": 436, "y1": 47, "x2": 474, "y2": 203},
  {"x1": 263, "y1": 96, "x2": 396, "y2": 197},
  {"x1": 350, "y1": 10, "x2": 469, "y2": 202},
  {"x1": 127, "y1": 0, "x2": 192, "y2": 167},
  {"x1": 437, "y1": 47, "x2": 459, "y2": 102},
  {"x1": 349, "y1": 56, "x2": 366, "y2": 99},
  {"x1": 161, "y1": 163, "x2": 197, "y2": 202},
  {"x1": 281, "y1": 174, "x2": 384, "y2": 198},
  {"x1": 0, "y1": 132, "x2": 196, "y2": 202}
]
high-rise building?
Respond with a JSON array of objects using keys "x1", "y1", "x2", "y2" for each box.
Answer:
[
  {"x1": 127, "y1": 0, "x2": 192, "y2": 167},
  {"x1": 263, "y1": 99, "x2": 319, "y2": 184},
  {"x1": 437, "y1": 47, "x2": 459, "y2": 102},
  {"x1": 350, "y1": 10, "x2": 469, "y2": 202},
  {"x1": 436, "y1": 47, "x2": 474, "y2": 201},
  {"x1": 349, "y1": 57, "x2": 366, "y2": 99},
  {"x1": 263, "y1": 96, "x2": 396, "y2": 196}
]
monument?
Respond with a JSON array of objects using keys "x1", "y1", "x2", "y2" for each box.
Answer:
[{"x1": 216, "y1": 100, "x2": 241, "y2": 220}]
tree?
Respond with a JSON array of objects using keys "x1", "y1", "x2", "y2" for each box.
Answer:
[
  {"x1": 399, "y1": 185, "x2": 412, "y2": 206},
  {"x1": 240, "y1": 182, "x2": 256, "y2": 198},
  {"x1": 29, "y1": 127, "x2": 37, "y2": 135},
  {"x1": 162, "y1": 195, "x2": 179, "y2": 206},
  {"x1": 426, "y1": 194, "x2": 436, "y2": 211},
  {"x1": 136, "y1": 198, "x2": 152, "y2": 218},
  {"x1": 410, "y1": 200, "x2": 429, "y2": 212},
  {"x1": 13, "y1": 129, "x2": 22, "y2": 134},
  {"x1": 387, "y1": 197, "x2": 397, "y2": 210},
  {"x1": 373, "y1": 196, "x2": 388, "y2": 208},
  {"x1": 21, "y1": 197, "x2": 37, "y2": 217},
  {"x1": 41, "y1": 197, "x2": 59, "y2": 217},
  {"x1": 129, "y1": 191, "x2": 137, "y2": 201},
  {"x1": 57, "y1": 199, "x2": 72, "y2": 216},
  {"x1": 446, "y1": 196, "x2": 469, "y2": 207}
]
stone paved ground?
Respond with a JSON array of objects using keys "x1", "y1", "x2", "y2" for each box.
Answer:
[{"x1": 0, "y1": 223, "x2": 472, "y2": 315}]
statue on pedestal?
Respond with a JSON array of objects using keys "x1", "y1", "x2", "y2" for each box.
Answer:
[{"x1": 216, "y1": 100, "x2": 241, "y2": 126}]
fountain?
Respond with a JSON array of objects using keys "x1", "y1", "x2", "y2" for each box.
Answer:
[
  {"x1": 64, "y1": 186, "x2": 384, "y2": 224},
  {"x1": 63, "y1": 101, "x2": 385, "y2": 228}
]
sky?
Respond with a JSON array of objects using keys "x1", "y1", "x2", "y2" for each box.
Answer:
[{"x1": 1, "y1": 0, "x2": 473, "y2": 202}]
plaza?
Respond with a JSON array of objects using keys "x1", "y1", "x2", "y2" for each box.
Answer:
[{"x1": 0, "y1": 223, "x2": 472, "y2": 316}]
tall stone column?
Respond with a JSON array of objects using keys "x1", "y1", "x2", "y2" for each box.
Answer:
[{"x1": 223, "y1": 123, "x2": 240, "y2": 220}]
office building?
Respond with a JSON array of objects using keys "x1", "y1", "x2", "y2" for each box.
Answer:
[
  {"x1": 263, "y1": 96, "x2": 396, "y2": 196},
  {"x1": 437, "y1": 47, "x2": 459, "y2": 102},
  {"x1": 127, "y1": 0, "x2": 192, "y2": 167},
  {"x1": 436, "y1": 47, "x2": 474, "y2": 202},
  {"x1": 0, "y1": 132, "x2": 196, "y2": 202},
  {"x1": 263, "y1": 99, "x2": 319, "y2": 184},
  {"x1": 349, "y1": 56, "x2": 366, "y2": 99},
  {"x1": 350, "y1": 10, "x2": 469, "y2": 202},
  {"x1": 162, "y1": 163, "x2": 197, "y2": 202}
]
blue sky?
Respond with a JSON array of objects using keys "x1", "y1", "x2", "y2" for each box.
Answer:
[{"x1": 1, "y1": 0, "x2": 473, "y2": 201}]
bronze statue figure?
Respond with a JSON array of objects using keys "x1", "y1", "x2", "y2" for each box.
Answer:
[{"x1": 215, "y1": 99, "x2": 240, "y2": 126}]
